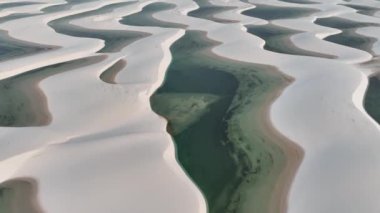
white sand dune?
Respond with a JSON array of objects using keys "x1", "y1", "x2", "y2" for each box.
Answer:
[
  {"x1": 0, "y1": 1, "x2": 205, "y2": 213},
  {"x1": 1, "y1": 0, "x2": 380, "y2": 213}
]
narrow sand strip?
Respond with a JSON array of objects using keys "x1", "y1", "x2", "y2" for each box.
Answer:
[{"x1": 261, "y1": 83, "x2": 304, "y2": 213}]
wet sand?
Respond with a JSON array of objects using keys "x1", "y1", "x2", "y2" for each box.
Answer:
[
  {"x1": 0, "y1": 178, "x2": 44, "y2": 213},
  {"x1": 206, "y1": 51, "x2": 303, "y2": 213},
  {"x1": 260, "y1": 81, "x2": 304, "y2": 213}
]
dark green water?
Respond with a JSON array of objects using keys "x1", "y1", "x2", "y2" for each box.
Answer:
[
  {"x1": 315, "y1": 17, "x2": 378, "y2": 53},
  {"x1": 364, "y1": 76, "x2": 380, "y2": 123},
  {"x1": 242, "y1": 5, "x2": 318, "y2": 20},
  {"x1": 49, "y1": 2, "x2": 148, "y2": 53},
  {"x1": 120, "y1": 2, "x2": 186, "y2": 28},
  {"x1": 151, "y1": 31, "x2": 287, "y2": 213},
  {"x1": 246, "y1": 24, "x2": 334, "y2": 58},
  {"x1": 151, "y1": 31, "x2": 239, "y2": 212},
  {"x1": 0, "y1": 56, "x2": 103, "y2": 126}
]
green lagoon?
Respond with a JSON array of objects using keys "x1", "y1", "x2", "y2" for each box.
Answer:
[{"x1": 151, "y1": 31, "x2": 289, "y2": 213}]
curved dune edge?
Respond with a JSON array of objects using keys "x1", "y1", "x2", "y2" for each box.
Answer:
[
  {"x1": 0, "y1": 1, "x2": 380, "y2": 213},
  {"x1": 261, "y1": 81, "x2": 304, "y2": 213},
  {"x1": 99, "y1": 59, "x2": 127, "y2": 84}
]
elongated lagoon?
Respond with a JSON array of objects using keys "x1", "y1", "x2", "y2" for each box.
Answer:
[{"x1": 151, "y1": 31, "x2": 297, "y2": 213}]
